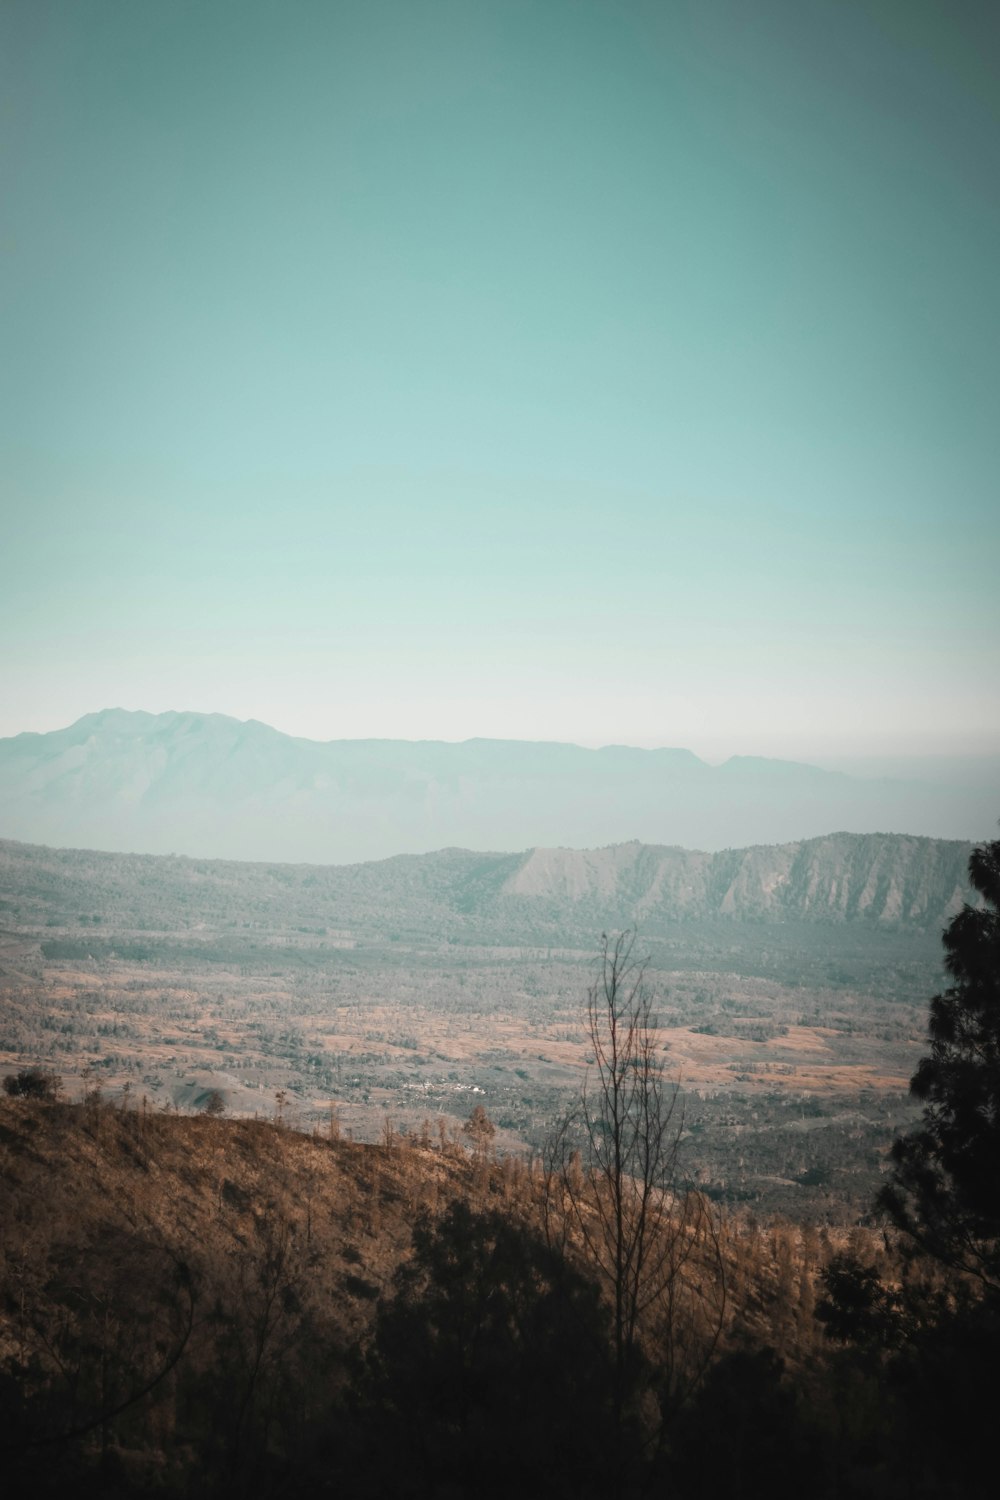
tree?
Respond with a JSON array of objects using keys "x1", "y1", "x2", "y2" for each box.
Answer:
[
  {"x1": 550, "y1": 931, "x2": 725, "y2": 1412},
  {"x1": 350, "y1": 1202, "x2": 619, "y2": 1500},
  {"x1": 880, "y1": 833, "x2": 1000, "y2": 1294},
  {"x1": 2, "y1": 1067, "x2": 62, "y2": 1101},
  {"x1": 462, "y1": 1103, "x2": 496, "y2": 1160},
  {"x1": 663, "y1": 1348, "x2": 817, "y2": 1500},
  {"x1": 816, "y1": 1253, "x2": 908, "y2": 1349}
]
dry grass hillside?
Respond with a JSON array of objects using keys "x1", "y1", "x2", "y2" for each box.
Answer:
[
  {"x1": 0, "y1": 1089, "x2": 863, "y2": 1498},
  {"x1": 4, "y1": 1085, "x2": 995, "y2": 1500}
]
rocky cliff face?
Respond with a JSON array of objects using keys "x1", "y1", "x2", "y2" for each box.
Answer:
[{"x1": 500, "y1": 834, "x2": 974, "y2": 928}]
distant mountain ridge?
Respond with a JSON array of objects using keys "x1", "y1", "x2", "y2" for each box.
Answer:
[
  {"x1": 496, "y1": 834, "x2": 974, "y2": 929},
  {"x1": 0, "y1": 830, "x2": 977, "y2": 935},
  {"x1": 0, "y1": 709, "x2": 993, "y2": 864}
]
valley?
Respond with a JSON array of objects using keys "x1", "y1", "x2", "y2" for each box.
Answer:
[{"x1": 0, "y1": 831, "x2": 964, "y2": 1220}]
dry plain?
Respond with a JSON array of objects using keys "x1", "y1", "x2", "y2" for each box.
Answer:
[{"x1": 0, "y1": 834, "x2": 953, "y2": 1219}]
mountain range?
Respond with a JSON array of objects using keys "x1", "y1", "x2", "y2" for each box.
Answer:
[
  {"x1": 0, "y1": 709, "x2": 994, "y2": 865},
  {"x1": 0, "y1": 828, "x2": 976, "y2": 937}
]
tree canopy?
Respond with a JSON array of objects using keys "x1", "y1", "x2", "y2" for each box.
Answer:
[
  {"x1": 881, "y1": 833, "x2": 1000, "y2": 1293},
  {"x1": 2, "y1": 1066, "x2": 62, "y2": 1101},
  {"x1": 353, "y1": 1201, "x2": 620, "y2": 1499}
]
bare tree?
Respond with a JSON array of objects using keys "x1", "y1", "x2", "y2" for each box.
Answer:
[
  {"x1": 550, "y1": 931, "x2": 726, "y2": 1417},
  {"x1": 463, "y1": 1103, "x2": 496, "y2": 1161}
]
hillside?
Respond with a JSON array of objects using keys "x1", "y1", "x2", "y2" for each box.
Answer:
[
  {"x1": 3, "y1": 1089, "x2": 984, "y2": 1500},
  {"x1": 0, "y1": 828, "x2": 977, "y2": 939},
  {"x1": 0, "y1": 708, "x2": 991, "y2": 861},
  {"x1": 0, "y1": 1092, "x2": 849, "y2": 1499},
  {"x1": 0, "y1": 1093, "x2": 525, "y2": 1495},
  {"x1": 0, "y1": 830, "x2": 971, "y2": 1218}
]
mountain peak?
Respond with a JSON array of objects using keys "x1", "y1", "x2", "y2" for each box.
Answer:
[{"x1": 0, "y1": 712, "x2": 991, "y2": 864}]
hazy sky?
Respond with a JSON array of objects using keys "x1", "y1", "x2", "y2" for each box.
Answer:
[{"x1": 3, "y1": 0, "x2": 998, "y2": 759}]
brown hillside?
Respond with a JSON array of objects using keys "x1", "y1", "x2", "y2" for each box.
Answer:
[{"x1": 0, "y1": 1093, "x2": 878, "y2": 1499}]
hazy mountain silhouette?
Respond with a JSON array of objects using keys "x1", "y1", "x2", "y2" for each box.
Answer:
[{"x1": 0, "y1": 709, "x2": 992, "y2": 864}]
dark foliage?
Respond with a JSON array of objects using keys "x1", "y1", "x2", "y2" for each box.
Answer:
[
  {"x1": 664, "y1": 1347, "x2": 820, "y2": 1500},
  {"x1": 339, "y1": 1201, "x2": 623, "y2": 1500},
  {"x1": 882, "y1": 1297, "x2": 1000, "y2": 1500},
  {"x1": 816, "y1": 1253, "x2": 908, "y2": 1349},
  {"x1": 2, "y1": 1066, "x2": 62, "y2": 1100},
  {"x1": 880, "y1": 834, "x2": 1000, "y2": 1292},
  {"x1": 808, "y1": 834, "x2": 1000, "y2": 1499}
]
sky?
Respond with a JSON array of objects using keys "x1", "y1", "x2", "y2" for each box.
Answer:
[{"x1": 2, "y1": 0, "x2": 998, "y2": 761}]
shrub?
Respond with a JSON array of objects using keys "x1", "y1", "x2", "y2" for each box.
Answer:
[{"x1": 3, "y1": 1067, "x2": 62, "y2": 1101}]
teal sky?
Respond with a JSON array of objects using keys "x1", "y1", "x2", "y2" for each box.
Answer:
[{"x1": 3, "y1": 0, "x2": 998, "y2": 759}]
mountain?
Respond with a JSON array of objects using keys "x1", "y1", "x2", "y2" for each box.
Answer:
[
  {"x1": 0, "y1": 829, "x2": 977, "y2": 935},
  {"x1": 0, "y1": 709, "x2": 993, "y2": 864}
]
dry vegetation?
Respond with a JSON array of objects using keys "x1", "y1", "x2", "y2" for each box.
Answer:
[
  {"x1": 0, "y1": 1088, "x2": 879, "y2": 1498},
  {"x1": 0, "y1": 837, "x2": 947, "y2": 1221},
  {"x1": 5, "y1": 1086, "x2": 990, "y2": 1500}
]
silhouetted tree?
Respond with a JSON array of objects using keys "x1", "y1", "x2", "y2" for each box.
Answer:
[
  {"x1": 582, "y1": 933, "x2": 680, "y2": 1381},
  {"x1": 550, "y1": 932, "x2": 725, "y2": 1420},
  {"x1": 3, "y1": 1067, "x2": 62, "y2": 1101},
  {"x1": 816, "y1": 1253, "x2": 908, "y2": 1349},
  {"x1": 880, "y1": 833, "x2": 1000, "y2": 1294},
  {"x1": 810, "y1": 835, "x2": 1000, "y2": 1500},
  {"x1": 663, "y1": 1347, "x2": 819, "y2": 1500},
  {"x1": 347, "y1": 1201, "x2": 620, "y2": 1499}
]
